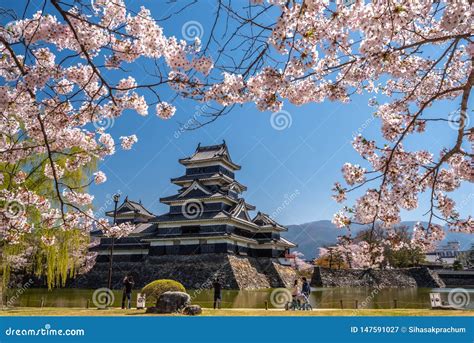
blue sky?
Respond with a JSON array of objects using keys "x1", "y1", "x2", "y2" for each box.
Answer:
[{"x1": 8, "y1": 1, "x2": 473, "y2": 227}]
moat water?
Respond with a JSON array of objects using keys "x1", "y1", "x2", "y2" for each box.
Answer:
[{"x1": 5, "y1": 287, "x2": 473, "y2": 309}]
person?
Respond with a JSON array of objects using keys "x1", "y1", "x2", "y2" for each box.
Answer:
[
  {"x1": 301, "y1": 277, "x2": 311, "y2": 298},
  {"x1": 121, "y1": 275, "x2": 134, "y2": 309},
  {"x1": 291, "y1": 279, "x2": 302, "y2": 307},
  {"x1": 301, "y1": 277, "x2": 311, "y2": 308},
  {"x1": 212, "y1": 278, "x2": 222, "y2": 309}
]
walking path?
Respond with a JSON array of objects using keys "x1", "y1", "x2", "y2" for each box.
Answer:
[{"x1": 0, "y1": 307, "x2": 472, "y2": 316}]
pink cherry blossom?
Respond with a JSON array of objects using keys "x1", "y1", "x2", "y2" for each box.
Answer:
[
  {"x1": 101, "y1": 222, "x2": 135, "y2": 239},
  {"x1": 93, "y1": 171, "x2": 107, "y2": 185},
  {"x1": 192, "y1": 56, "x2": 214, "y2": 76},
  {"x1": 155, "y1": 102, "x2": 176, "y2": 119},
  {"x1": 332, "y1": 210, "x2": 351, "y2": 228},
  {"x1": 41, "y1": 235, "x2": 56, "y2": 246},
  {"x1": 342, "y1": 163, "x2": 366, "y2": 186},
  {"x1": 331, "y1": 182, "x2": 347, "y2": 203},
  {"x1": 119, "y1": 135, "x2": 138, "y2": 150}
]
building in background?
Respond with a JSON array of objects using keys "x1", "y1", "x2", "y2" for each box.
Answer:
[{"x1": 425, "y1": 241, "x2": 462, "y2": 266}]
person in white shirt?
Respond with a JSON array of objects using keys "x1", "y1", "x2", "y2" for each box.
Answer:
[{"x1": 291, "y1": 279, "x2": 304, "y2": 307}]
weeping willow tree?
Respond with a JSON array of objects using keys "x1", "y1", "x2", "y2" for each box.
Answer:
[{"x1": 1, "y1": 145, "x2": 99, "y2": 290}]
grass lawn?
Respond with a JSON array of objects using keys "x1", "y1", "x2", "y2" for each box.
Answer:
[{"x1": 1, "y1": 307, "x2": 473, "y2": 316}]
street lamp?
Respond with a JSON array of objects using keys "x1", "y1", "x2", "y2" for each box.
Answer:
[{"x1": 107, "y1": 193, "x2": 120, "y2": 290}]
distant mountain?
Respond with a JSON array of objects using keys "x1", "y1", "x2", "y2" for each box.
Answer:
[
  {"x1": 283, "y1": 220, "x2": 474, "y2": 259},
  {"x1": 283, "y1": 220, "x2": 342, "y2": 260}
]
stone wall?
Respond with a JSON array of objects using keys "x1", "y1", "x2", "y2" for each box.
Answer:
[
  {"x1": 270, "y1": 260, "x2": 296, "y2": 288},
  {"x1": 406, "y1": 267, "x2": 446, "y2": 288},
  {"x1": 227, "y1": 255, "x2": 271, "y2": 289},
  {"x1": 228, "y1": 256, "x2": 296, "y2": 289},
  {"x1": 70, "y1": 254, "x2": 296, "y2": 290},
  {"x1": 311, "y1": 267, "x2": 445, "y2": 288},
  {"x1": 436, "y1": 270, "x2": 474, "y2": 287}
]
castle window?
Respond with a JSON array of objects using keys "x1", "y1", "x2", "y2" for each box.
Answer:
[
  {"x1": 166, "y1": 245, "x2": 179, "y2": 254},
  {"x1": 182, "y1": 226, "x2": 200, "y2": 235},
  {"x1": 201, "y1": 244, "x2": 215, "y2": 253}
]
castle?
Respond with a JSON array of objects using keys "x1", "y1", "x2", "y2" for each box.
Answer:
[{"x1": 81, "y1": 142, "x2": 296, "y2": 290}]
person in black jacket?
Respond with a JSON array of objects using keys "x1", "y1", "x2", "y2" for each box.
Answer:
[
  {"x1": 121, "y1": 275, "x2": 134, "y2": 309},
  {"x1": 301, "y1": 277, "x2": 311, "y2": 297},
  {"x1": 212, "y1": 278, "x2": 222, "y2": 309}
]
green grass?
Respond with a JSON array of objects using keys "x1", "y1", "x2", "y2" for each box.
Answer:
[{"x1": 1, "y1": 307, "x2": 473, "y2": 316}]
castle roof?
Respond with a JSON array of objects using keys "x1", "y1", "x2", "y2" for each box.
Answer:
[
  {"x1": 170, "y1": 172, "x2": 247, "y2": 191},
  {"x1": 159, "y1": 192, "x2": 238, "y2": 204},
  {"x1": 160, "y1": 180, "x2": 240, "y2": 204},
  {"x1": 152, "y1": 210, "x2": 231, "y2": 223},
  {"x1": 179, "y1": 141, "x2": 241, "y2": 170},
  {"x1": 279, "y1": 237, "x2": 297, "y2": 248},
  {"x1": 105, "y1": 197, "x2": 155, "y2": 218},
  {"x1": 229, "y1": 199, "x2": 253, "y2": 221},
  {"x1": 252, "y1": 212, "x2": 287, "y2": 231}
]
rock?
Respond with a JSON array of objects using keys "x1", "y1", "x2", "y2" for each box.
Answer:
[
  {"x1": 145, "y1": 307, "x2": 161, "y2": 314},
  {"x1": 149, "y1": 291, "x2": 191, "y2": 314},
  {"x1": 183, "y1": 304, "x2": 202, "y2": 315}
]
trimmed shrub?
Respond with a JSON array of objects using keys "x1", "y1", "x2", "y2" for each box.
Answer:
[{"x1": 141, "y1": 279, "x2": 186, "y2": 305}]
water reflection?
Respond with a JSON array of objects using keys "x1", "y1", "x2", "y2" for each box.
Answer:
[{"x1": 5, "y1": 287, "x2": 473, "y2": 309}]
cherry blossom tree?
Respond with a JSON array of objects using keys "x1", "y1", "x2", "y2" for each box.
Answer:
[
  {"x1": 0, "y1": 0, "x2": 195, "y2": 285},
  {"x1": 210, "y1": 0, "x2": 473, "y2": 266},
  {"x1": 318, "y1": 223, "x2": 435, "y2": 269},
  {"x1": 0, "y1": 0, "x2": 472, "y2": 279},
  {"x1": 291, "y1": 251, "x2": 314, "y2": 271}
]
